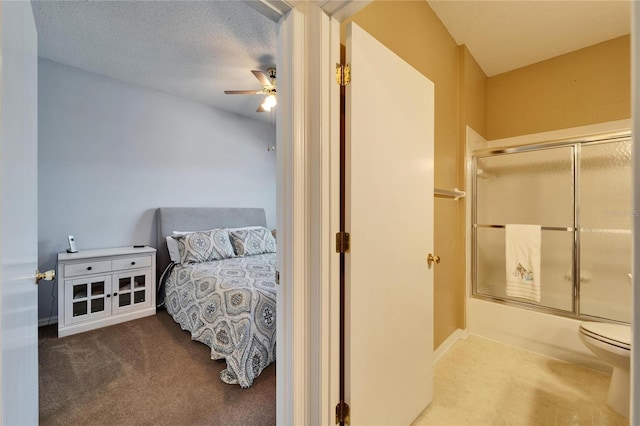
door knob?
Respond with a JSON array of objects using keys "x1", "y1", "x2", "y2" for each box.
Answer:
[
  {"x1": 427, "y1": 254, "x2": 440, "y2": 268},
  {"x1": 35, "y1": 269, "x2": 55, "y2": 284}
]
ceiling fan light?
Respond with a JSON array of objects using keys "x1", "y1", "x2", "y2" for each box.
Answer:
[{"x1": 263, "y1": 94, "x2": 277, "y2": 109}]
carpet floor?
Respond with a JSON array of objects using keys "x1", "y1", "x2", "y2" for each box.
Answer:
[{"x1": 38, "y1": 310, "x2": 275, "y2": 426}]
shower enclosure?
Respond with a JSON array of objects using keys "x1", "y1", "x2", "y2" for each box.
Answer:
[{"x1": 472, "y1": 133, "x2": 632, "y2": 324}]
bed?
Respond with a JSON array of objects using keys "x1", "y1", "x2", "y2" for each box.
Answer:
[{"x1": 156, "y1": 207, "x2": 277, "y2": 388}]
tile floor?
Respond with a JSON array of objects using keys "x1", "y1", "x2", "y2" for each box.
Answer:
[{"x1": 413, "y1": 335, "x2": 629, "y2": 426}]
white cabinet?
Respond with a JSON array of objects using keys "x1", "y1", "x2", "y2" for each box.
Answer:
[{"x1": 57, "y1": 246, "x2": 156, "y2": 337}]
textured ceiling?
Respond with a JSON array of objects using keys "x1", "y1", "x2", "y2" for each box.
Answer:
[
  {"x1": 31, "y1": 1, "x2": 632, "y2": 119},
  {"x1": 428, "y1": 0, "x2": 631, "y2": 77},
  {"x1": 31, "y1": 1, "x2": 277, "y2": 121}
]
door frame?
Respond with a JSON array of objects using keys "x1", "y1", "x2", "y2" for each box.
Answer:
[
  {"x1": 272, "y1": 1, "x2": 369, "y2": 424},
  {"x1": 275, "y1": 4, "x2": 339, "y2": 425},
  {"x1": 632, "y1": 2, "x2": 640, "y2": 424}
]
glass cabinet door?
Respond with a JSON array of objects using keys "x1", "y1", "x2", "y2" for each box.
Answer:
[
  {"x1": 112, "y1": 270, "x2": 151, "y2": 314},
  {"x1": 64, "y1": 276, "x2": 112, "y2": 324}
]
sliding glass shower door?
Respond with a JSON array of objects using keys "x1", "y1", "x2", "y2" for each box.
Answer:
[
  {"x1": 474, "y1": 146, "x2": 575, "y2": 313},
  {"x1": 472, "y1": 135, "x2": 632, "y2": 323},
  {"x1": 579, "y1": 139, "x2": 632, "y2": 323}
]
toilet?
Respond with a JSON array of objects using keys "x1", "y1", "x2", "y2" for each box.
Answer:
[{"x1": 578, "y1": 321, "x2": 631, "y2": 417}]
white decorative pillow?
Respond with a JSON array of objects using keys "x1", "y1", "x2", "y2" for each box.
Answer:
[
  {"x1": 165, "y1": 236, "x2": 181, "y2": 263},
  {"x1": 174, "y1": 229, "x2": 236, "y2": 264},
  {"x1": 229, "y1": 226, "x2": 277, "y2": 256}
]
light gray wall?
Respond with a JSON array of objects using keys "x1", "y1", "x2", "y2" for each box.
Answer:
[{"x1": 37, "y1": 58, "x2": 276, "y2": 323}]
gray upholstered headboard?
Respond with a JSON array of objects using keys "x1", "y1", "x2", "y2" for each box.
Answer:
[{"x1": 156, "y1": 207, "x2": 267, "y2": 278}]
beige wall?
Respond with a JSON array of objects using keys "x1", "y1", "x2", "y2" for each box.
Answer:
[
  {"x1": 343, "y1": 0, "x2": 486, "y2": 349},
  {"x1": 460, "y1": 47, "x2": 487, "y2": 138},
  {"x1": 458, "y1": 46, "x2": 487, "y2": 333},
  {"x1": 487, "y1": 35, "x2": 631, "y2": 140}
]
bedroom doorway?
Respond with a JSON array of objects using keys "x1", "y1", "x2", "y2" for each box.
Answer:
[{"x1": 31, "y1": 1, "x2": 279, "y2": 424}]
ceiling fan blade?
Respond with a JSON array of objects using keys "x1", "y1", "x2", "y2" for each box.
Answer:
[
  {"x1": 224, "y1": 90, "x2": 262, "y2": 95},
  {"x1": 251, "y1": 70, "x2": 271, "y2": 87}
]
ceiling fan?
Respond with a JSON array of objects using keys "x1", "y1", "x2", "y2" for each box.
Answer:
[{"x1": 224, "y1": 68, "x2": 277, "y2": 112}]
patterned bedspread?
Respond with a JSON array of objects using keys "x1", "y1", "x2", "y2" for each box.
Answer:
[{"x1": 164, "y1": 253, "x2": 277, "y2": 388}]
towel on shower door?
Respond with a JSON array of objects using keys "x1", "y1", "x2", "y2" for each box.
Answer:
[{"x1": 505, "y1": 224, "x2": 541, "y2": 302}]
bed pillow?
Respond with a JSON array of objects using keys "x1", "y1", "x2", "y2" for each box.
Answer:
[
  {"x1": 165, "y1": 236, "x2": 181, "y2": 263},
  {"x1": 174, "y1": 229, "x2": 236, "y2": 264},
  {"x1": 229, "y1": 226, "x2": 277, "y2": 256}
]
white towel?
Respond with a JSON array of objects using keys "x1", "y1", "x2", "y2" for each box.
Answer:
[{"x1": 505, "y1": 224, "x2": 541, "y2": 302}]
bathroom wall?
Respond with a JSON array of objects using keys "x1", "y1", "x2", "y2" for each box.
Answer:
[
  {"x1": 343, "y1": 0, "x2": 488, "y2": 349},
  {"x1": 479, "y1": 30, "x2": 632, "y2": 324},
  {"x1": 458, "y1": 47, "x2": 487, "y2": 330},
  {"x1": 487, "y1": 35, "x2": 631, "y2": 140},
  {"x1": 459, "y1": 47, "x2": 487, "y2": 138}
]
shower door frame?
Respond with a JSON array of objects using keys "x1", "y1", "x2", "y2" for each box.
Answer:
[{"x1": 471, "y1": 131, "x2": 632, "y2": 324}]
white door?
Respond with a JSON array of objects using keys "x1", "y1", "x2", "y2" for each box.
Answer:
[
  {"x1": 0, "y1": 1, "x2": 39, "y2": 424},
  {"x1": 345, "y1": 22, "x2": 434, "y2": 425}
]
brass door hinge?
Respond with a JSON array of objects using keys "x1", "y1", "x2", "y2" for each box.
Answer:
[
  {"x1": 335, "y1": 401, "x2": 350, "y2": 425},
  {"x1": 336, "y1": 63, "x2": 351, "y2": 86},
  {"x1": 336, "y1": 232, "x2": 350, "y2": 254}
]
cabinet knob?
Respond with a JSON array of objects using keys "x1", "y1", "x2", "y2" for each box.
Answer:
[
  {"x1": 87, "y1": 266, "x2": 92, "y2": 271},
  {"x1": 106, "y1": 294, "x2": 111, "y2": 298},
  {"x1": 113, "y1": 292, "x2": 118, "y2": 296},
  {"x1": 131, "y1": 261, "x2": 136, "y2": 265}
]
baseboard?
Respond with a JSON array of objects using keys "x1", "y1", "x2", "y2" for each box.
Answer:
[
  {"x1": 39, "y1": 316, "x2": 58, "y2": 327},
  {"x1": 434, "y1": 328, "x2": 469, "y2": 364}
]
